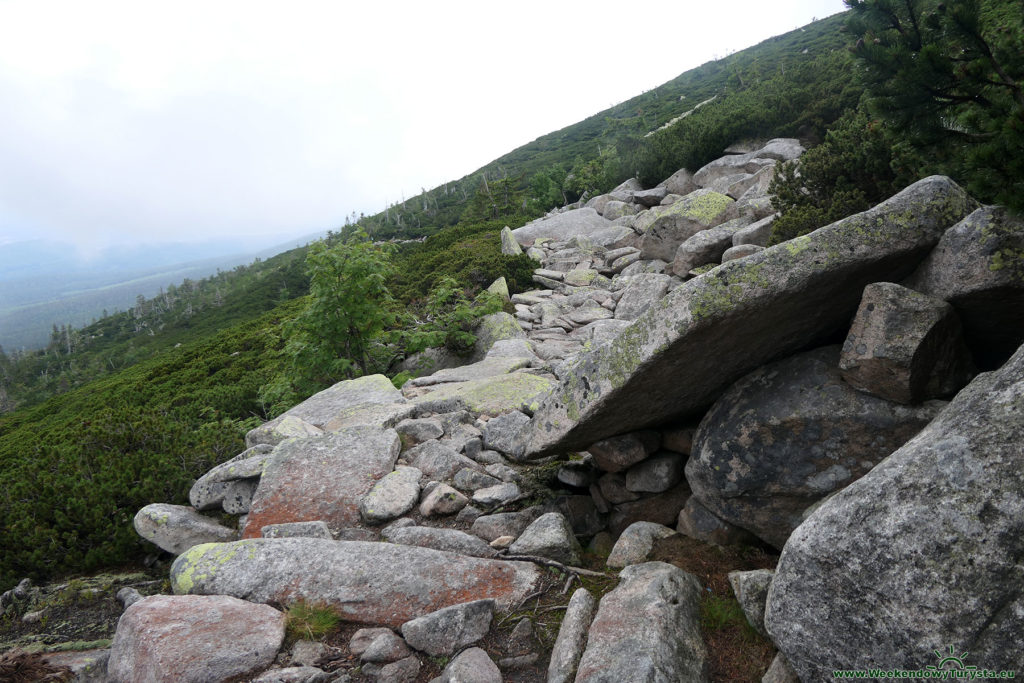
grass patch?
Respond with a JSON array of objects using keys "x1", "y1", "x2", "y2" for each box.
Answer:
[{"x1": 285, "y1": 601, "x2": 342, "y2": 642}]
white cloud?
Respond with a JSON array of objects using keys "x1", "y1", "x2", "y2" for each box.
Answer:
[{"x1": 0, "y1": 0, "x2": 847, "y2": 249}]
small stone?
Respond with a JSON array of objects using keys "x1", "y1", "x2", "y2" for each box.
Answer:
[
  {"x1": 453, "y1": 468, "x2": 503, "y2": 492},
  {"x1": 378, "y1": 655, "x2": 420, "y2": 683},
  {"x1": 401, "y1": 600, "x2": 495, "y2": 657},
  {"x1": 587, "y1": 431, "x2": 660, "y2": 473},
  {"x1": 547, "y1": 587, "x2": 596, "y2": 683},
  {"x1": 472, "y1": 482, "x2": 521, "y2": 507},
  {"x1": 490, "y1": 535, "x2": 515, "y2": 549},
  {"x1": 418, "y1": 483, "x2": 469, "y2": 517},
  {"x1": 624, "y1": 452, "x2": 684, "y2": 493},
  {"x1": 470, "y1": 507, "x2": 544, "y2": 542},
  {"x1": 431, "y1": 647, "x2": 501, "y2": 683},
  {"x1": 222, "y1": 478, "x2": 259, "y2": 514},
  {"x1": 133, "y1": 503, "x2": 237, "y2": 555},
  {"x1": 359, "y1": 466, "x2": 423, "y2": 524},
  {"x1": 292, "y1": 639, "x2": 332, "y2": 667},
  {"x1": 395, "y1": 418, "x2": 445, "y2": 449},
  {"x1": 251, "y1": 666, "x2": 332, "y2": 683},
  {"x1": 508, "y1": 512, "x2": 582, "y2": 565},
  {"x1": 361, "y1": 630, "x2": 412, "y2": 663},
  {"x1": 350, "y1": 628, "x2": 395, "y2": 656},
  {"x1": 261, "y1": 521, "x2": 333, "y2": 539},
  {"x1": 607, "y1": 521, "x2": 677, "y2": 568},
  {"x1": 116, "y1": 587, "x2": 143, "y2": 608},
  {"x1": 728, "y1": 569, "x2": 774, "y2": 637}
]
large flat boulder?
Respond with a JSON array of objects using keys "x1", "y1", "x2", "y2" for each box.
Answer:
[
  {"x1": 765, "y1": 342, "x2": 1024, "y2": 680},
  {"x1": 409, "y1": 373, "x2": 555, "y2": 416},
  {"x1": 637, "y1": 189, "x2": 734, "y2": 261},
  {"x1": 685, "y1": 346, "x2": 944, "y2": 548},
  {"x1": 246, "y1": 375, "x2": 412, "y2": 446},
  {"x1": 170, "y1": 538, "x2": 540, "y2": 628},
  {"x1": 242, "y1": 426, "x2": 400, "y2": 537},
  {"x1": 574, "y1": 562, "x2": 706, "y2": 682},
  {"x1": 511, "y1": 208, "x2": 628, "y2": 247},
  {"x1": 107, "y1": 594, "x2": 285, "y2": 683},
  {"x1": 134, "y1": 504, "x2": 237, "y2": 555},
  {"x1": 524, "y1": 176, "x2": 978, "y2": 456}
]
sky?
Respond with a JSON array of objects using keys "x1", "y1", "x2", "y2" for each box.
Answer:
[{"x1": 0, "y1": 0, "x2": 848, "y2": 253}]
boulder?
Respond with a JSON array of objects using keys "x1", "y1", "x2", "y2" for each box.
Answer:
[
  {"x1": 606, "y1": 521, "x2": 677, "y2": 568},
  {"x1": 405, "y1": 441, "x2": 479, "y2": 482},
  {"x1": 507, "y1": 512, "x2": 582, "y2": 564},
  {"x1": 377, "y1": 656, "x2": 420, "y2": 682},
  {"x1": 574, "y1": 562, "x2": 706, "y2": 682},
  {"x1": 762, "y1": 653, "x2": 800, "y2": 683},
  {"x1": 405, "y1": 357, "x2": 531, "y2": 387},
  {"x1": 430, "y1": 647, "x2": 501, "y2": 683},
  {"x1": 637, "y1": 189, "x2": 735, "y2": 261},
  {"x1": 587, "y1": 430, "x2": 660, "y2": 472},
  {"x1": 394, "y1": 418, "x2": 444, "y2": 449},
  {"x1": 222, "y1": 478, "x2": 258, "y2": 514},
  {"x1": 243, "y1": 426, "x2": 400, "y2": 537},
  {"x1": 190, "y1": 445, "x2": 276, "y2": 511},
  {"x1": 453, "y1": 467, "x2": 502, "y2": 492},
  {"x1": 524, "y1": 176, "x2": 978, "y2": 456},
  {"x1": 839, "y1": 282, "x2": 972, "y2": 403},
  {"x1": 251, "y1": 667, "x2": 331, "y2": 682},
  {"x1": 409, "y1": 373, "x2": 555, "y2": 416},
  {"x1": 676, "y1": 497, "x2": 756, "y2": 547},
  {"x1": 359, "y1": 466, "x2": 422, "y2": 525},
  {"x1": 613, "y1": 273, "x2": 672, "y2": 321},
  {"x1": 765, "y1": 343, "x2": 1024, "y2": 679},
  {"x1": 662, "y1": 168, "x2": 698, "y2": 196},
  {"x1": 511, "y1": 208, "x2": 629, "y2": 247},
  {"x1": 609, "y1": 481, "x2": 690, "y2": 537},
  {"x1": 381, "y1": 526, "x2": 496, "y2": 558},
  {"x1": 721, "y1": 244, "x2": 764, "y2": 262},
  {"x1": 246, "y1": 375, "x2": 411, "y2": 447},
  {"x1": 471, "y1": 481, "x2": 521, "y2": 507},
  {"x1": 482, "y1": 410, "x2": 531, "y2": 459},
  {"x1": 107, "y1": 595, "x2": 285, "y2": 683},
  {"x1": 418, "y1": 483, "x2": 469, "y2": 516},
  {"x1": 905, "y1": 205, "x2": 1024, "y2": 367},
  {"x1": 727, "y1": 569, "x2": 774, "y2": 637},
  {"x1": 360, "y1": 630, "x2": 411, "y2": 663},
  {"x1": 547, "y1": 587, "x2": 596, "y2": 683},
  {"x1": 243, "y1": 416, "x2": 323, "y2": 450},
  {"x1": 685, "y1": 346, "x2": 944, "y2": 548},
  {"x1": 469, "y1": 312, "x2": 526, "y2": 362},
  {"x1": 693, "y1": 155, "x2": 776, "y2": 189},
  {"x1": 261, "y1": 521, "x2": 332, "y2": 539},
  {"x1": 500, "y1": 226, "x2": 523, "y2": 256},
  {"x1": 633, "y1": 187, "x2": 668, "y2": 207},
  {"x1": 602, "y1": 200, "x2": 639, "y2": 221},
  {"x1": 624, "y1": 451, "x2": 684, "y2": 493},
  {"x1": 401, "y1": 599, "x2": 494, "y2": 656},
  {"x1": 470, "y1": 507, "x2": 544, "y2": 542},
  {"x1": 670, "y1": 217, "x2": 750, "y2": 276},
  {"x1": 732, "y1": 213, "x2": 777, "y2": 247},
  {"x1": 486, "y1": 276, "x2": 510, "y2": 301},
  {"x1": 133, "y1": 504, "x2": 236, "y2": 555},
  {"x1": 171, "y1": 538, "x2": 539, "y2": 628}
]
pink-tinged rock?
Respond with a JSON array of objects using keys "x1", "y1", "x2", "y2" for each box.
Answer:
[
  {"x1": 243, "y1": 426, "x2": 400, "y2": 538},
  {"x1": 170, "y1": 538, "x2": 540, "y2": 628},
  {"x1": 107, "y1": 594, "x2": 285, "y2": 683}
]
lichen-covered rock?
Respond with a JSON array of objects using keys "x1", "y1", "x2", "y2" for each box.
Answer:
[
  {"x1": 728, "y1": 569, "x2": 774, "y2": 637},
  {"x1": 382, "y1": 525, "x2": 497, "y2": 558},
  {"x1": 190, "y1": 445, "x2": 276, "y2": 511},
  {"x1": 905, "y1": 205, "x2": 1024, "y2": 367},
  {"x1": 732, "y1": 213, "x2": 776, "y2": 247},
  {"x1": 401, "y1": 599, "x2": 494, "y2": 656},
  {"x1": 613, "y1": 273, "x2": 672, "y2": 321},
  {"x1": 638, "y1": 189, "x2": 735, "y2": 261},
  {"x1": 525, "y1": 176, "x2": 978, "y2": 457},
  {"x1": 409, "y1": 373, "x2": 554, "y2": 416},
  {"x1": 575, "y1": 562, "x2": 706, "y2": 682},
  {"x1": 508, "y1": 512, "x2": 582, "y2": 564},
  {"x1": 662, "y1": 168, "x2": 697, "y2": 197},
  {"x1": 840, "y1": 282, "x2": 972, "y2": 403},
  {"x1": 670, "y1": 217, "x2": 751, "y2": 276},
  {"x1": 360, "y1": 466, "x2": 422, "y2": 525},
  {"x1": 418, "y1": 483, "x2": 469, "y2": 516},
  {"x1": 260, "y1": 521, "x2": 332, "y2": 539},
  {"x1": 721, "y1": 244, "x2": 764, "y2": 262},
  {"x1": 500, "y1": 226, "x2": 523, "y2": 256},
  {"x1": 245, "y1": 375, "x2": 410, "y2": 447},
  {"x1": 244, "y1": 416, "x2": 324, "y2": 450},
  {"x1": 547, "y1": 587, "x2": 596, "y2": 683},
  {"x1": 511, "y1": 208, "x2": 625, "y2": 247},
  {"x1": 107, "y1": 595, "x2": 285, "y2": 683},
  {"x1": 765, "y1": 343, "x2": 1024, "y2": 679},
  {"x1": 242, "y1": 426, "x2": 401, "y2": 537},
  {"x1": 685, "y1": 346, "x2": 944, "y2": 548},
  {"x1": 406, "y1": 357, "x2": 531, "y2": 388},
  {"x1": 171, "y1": 539, "x2": 539, "y2": 628},
  {"x1": 133, "y1": 504, "x2": 236, "y2": 555}
]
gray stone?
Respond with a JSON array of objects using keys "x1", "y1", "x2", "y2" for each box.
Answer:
[
  {"x1": 133, "y1": 503, "x2": 237, "y2": 555},
  {"x1": 693, "y1": 153, "x2": 776, "y2": 190},
  {"x1": 251, "y1": 667, "x2": 331, "y2": 683},
  {"x1": 507, "y1": 512, "x2": 581, "y2": 564},
  {"x1": 660, "y1": 426, "x2": 696, "y2": 454},
  {"x1": 243, "y1": 426, "x2": 401, "y2": 537},
  {"x1": 613, "y1": 273, "x2": 672, "y2": 321},
  {"x1": 361, "y1": 630, "x2": 411, "y2": 663},
  {"x1": 525, "y1": 176, "x2": 978, "y2": 457},
  {"x1": 171, "y1": 538, "x2": 539, "y2": 628},
  {"x1": 765, "y1": 343, "x2": 1024, "y2": 679},
  {"x1": 360, "y1": 466, "x2": 422, "y2": 524},
  {"x1": 721, "y1": 244, "x2": 764, "y2": 262},
  {"x1": 609, "y1": 481, "x2": 690, "y2": 537},
  {"x1": 378, "y1": 655, "x2": 420, "y2": 683},
  {"x1": 222, "y1": 478, "x2": 258, "y2": 514},
  {"x1": 484, "y1": 462, "x2": 519, "y2": 483},
  {"x1": 500, "y1": 226, "x2": 523, "y2": 255},
  {"x1": 625, "y1": 452, "x2": 684, "y2": 493},
  {"x1": 291, "y1": 639, "x2": 332, "y2": 667},
  {"x1": 406, "y1": 357, "x2": 531, "y2": 387},
  {"x1": 394, "y1": 418, "x2": 444, "y2": 449},
  {"x1": 246, "y1": 375, "x2": 410, "y2": 446},
  {"x1": 349, "y1": 628, "x2": 394, "y2": 656},
  {"x1": 470, "y1": 507, "x2": 544, "y2": 542},
  {"x1": 638, "y1": 189, "x2": 735, "y2": 261},
  {"x1": 587, "y1": 431, "x2": 660, "y2": 472},
  {"x1": 472, "y1": 482, "x2": 521, "y2": 506},
  {"x1": 602, "y1": 200, "x2": 639, "y2": 221},
  {"x1": 596, "y1": 472, "x2": 640, "y2": 505},
  {"x1": 190, "y1": 446, "x2": 276, "y2": 511},
  {"x1": 685, "y1": 346, "x2": 944, "y2": 548},
  {"x1": 633, "y1": 187, "x2": 669, "y2": 207},
  {"x1": 116, "y1": 587, "x2": 143, "y2": 608},
  {"x1": 670, "y1": 218, "x2": 750, "y2": 276},
  {"x1": 762, "y1": 653, "x2": 799, "y2": 683},
  {"x1": 606, "y1": 521, "x2": 677, "y2": 568},
  {"x1": 107, "y1": 595, "x2": 285, "y2": 683},
  {"x1": 575, "y1": 562, "x2": 706, "y2": 682},
  {"x1": 662, "y1": 168, "x2": 698, "y2": 197},
  {"x1": 676, "y1": 497, "x2": 756, "y2": 547},
  {"x1": 244, "y1": 415, "x2": 324, "y2": 449},
  {"x1": 547, "y1": 587, "x2": 596, "y2": 683},
  {"x1": 470, "y1": 312, "x2": 527, "y2": 362},
  {"x1": 453, "y1": 467, "x2": 502, "y2": 492},
  {"x1": 511, "y1": 208, "x2": 626, "y2": 247},
  {"x1": 486, "y1": 276, "x2": 510, "y2": 301},
  {"x1": 557, "y1": 461, "x2": 595, "y2": 488},
  {"x1": 260, "y1": 521, "x2": 332, "y2": 539},
  {"x1": 840, "y1": 282, "x2": 972, "y2": 403},
  {"x1": 418, "y1": 483, "x2": 469, "y2": 516},
  {"x1": 429, "y1": 647, "x2": 500, "y2": 683},
  {"x1": 409, "y1": 373, "x2": 555, "y2": 417},
  {"x1": 481, "y1": 410, "x2": 531, "y2": 459},
  {"x1": 728, "y1": 569, "x2": 774, "y2": 637},
  {"x1": 382, "y1": 525, "x2": 497, "y2": 558},
  {"x1": 400, "y1": 599, "x2": 495, "y2": 656},
  {"x1": 906, "y1": 204, "x2": 1024, "y2": 366},
  {"x1": 732, "y1": 214, "x2": 777, "y2": 247},
  {"x1": 405, "y1": 441, "x2": 479, "y2": 482},
  {"x1": 484, "y1": 338, "x2": 537, "y2": 362},
  {"x1": 550, "y1": 494, "x2": 605, "y2": 536}
]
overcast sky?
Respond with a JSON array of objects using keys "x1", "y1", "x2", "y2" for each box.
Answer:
[{"x1": 0, "y1": 0, "x2": 847, "y2": 252}]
